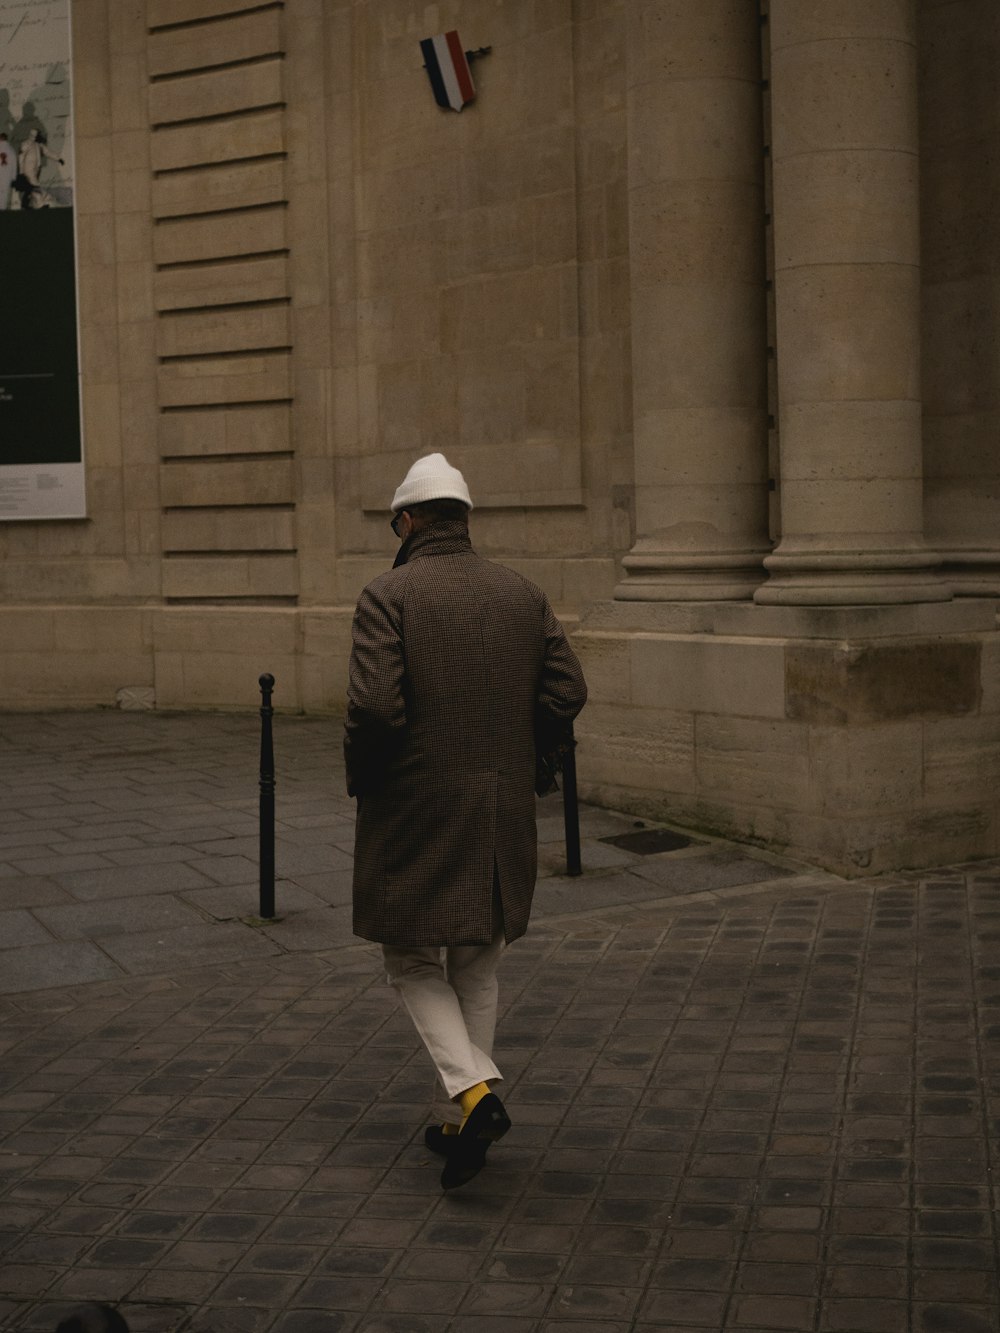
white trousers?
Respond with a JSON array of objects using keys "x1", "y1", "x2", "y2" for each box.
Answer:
[{"x1": 383, "y1": 931, "x2": 506, "y2": 1125}]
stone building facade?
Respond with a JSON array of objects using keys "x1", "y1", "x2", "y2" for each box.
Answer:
[{"x1": 2, "y1": 0, "x2": 998, "y2": 875}]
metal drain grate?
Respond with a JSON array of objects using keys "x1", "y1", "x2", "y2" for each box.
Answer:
[{"x1": 599, "y1": 828, "x2": 694, "y2": 855}]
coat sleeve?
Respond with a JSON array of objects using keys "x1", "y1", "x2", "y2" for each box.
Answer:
[
  {"x1": 534, "y1": 598, "x2": 588, "y2": 795},
  {"x1": 344, "y1": 579, "x2": 407, "y2": 798}
]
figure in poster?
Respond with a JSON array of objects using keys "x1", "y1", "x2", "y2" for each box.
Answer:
[
  {"x1": 16, "y1": 127, "x2": 64, "y2": 209},
  {"x1": 0, "y1": 134, "x2": 16, "y2": 210}
]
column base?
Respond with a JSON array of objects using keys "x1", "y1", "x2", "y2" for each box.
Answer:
[
  {"x1": 615, "y1": 542, "x2": 769, "y2": 602},
  {"x1": 939, "y1": 551, "x2": 1000, "y2": 598},
  {"x1": 754, "y1": 545, "x2": 951, "y2": 606}
]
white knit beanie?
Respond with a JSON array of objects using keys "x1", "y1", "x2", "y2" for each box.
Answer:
[{"x1": 390, "y1": 453, "x2": 473, "y2": 512}]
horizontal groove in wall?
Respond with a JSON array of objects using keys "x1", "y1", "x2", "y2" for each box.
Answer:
[
  {"x1": 156, "y1": 248, "x2": 288, "y2": 271},
  {"x1": 151, "y1": 101, "x2": 285, "y2": 132},
  {"x1": 150, "y1": 51, "x2": 285, "y2": 84},
  {"x1": 161, "y1": 398, "x2": 292, "y2": 413},
  {"x1": 162, "y1": 501, "x2": 295, "y2": 510},
  {"x1": 153, "y1": 151, "x2": 286, "y2": 179},
  {"x1": 150, "y1": 3, "x2": 280, "y2": 35},
  {"x1": 158, "y1": 296, "x2": 290, "y2": 315},
  {"x1": 161, "y1": 451, "x2": 294, "y2": 464},
  {"x1": 158, "y1": 345, "x2": 292, "y2": 364},
  {"x1": 164, "y1": 599, "x2": 298, "y2": 609},
  {"x1": 153, "y1": 200, "x2": 287, "y2": 226},
  {"x1": 164, "y1": 596, "x2": 298, "y2": 605},
  {"x1": 163, "y1": 548, "x2": 296, "y2": 558}
]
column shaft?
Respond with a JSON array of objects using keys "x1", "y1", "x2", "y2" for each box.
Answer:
[
  {"x1": 756, "y1": 1, "x2": 947, "y2": 605},
  {"x1": 616, "y1": 0, "x2": 769, "y2": 601},
  {"x1": 920, "y1": 0, "x2": 1000, "y2": 596}
]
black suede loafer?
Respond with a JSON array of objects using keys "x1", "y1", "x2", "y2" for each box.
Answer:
[
  {"x1": 424, "y1": 1124, "x2": 460, "y2": 1157},
  {"x1": 440, "y1": 1093, "x2": 512, "y2": 1191}
]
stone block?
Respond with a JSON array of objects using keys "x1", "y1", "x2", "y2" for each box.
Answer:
[
  {"x1": 159, "y1": 404, "x2": 291, "y2": 457},
  {"x1": 152, "y1": 159, "x2": 286, "y2": 220},
  {"x1": 75, "y1": 134, "x2": 114, "y2": 218},
  {"x1": 629, "y1": 635, "x2": 786, "y2": 718},
  {"x1": 695, "y1": 715, "x2": 813, "y2": 809},
  {"x1": 810, "y1": 723, "x2": 924, "y2": 814},
  {"x1": 572, "y1": 632, "x2": 631, "y2": 704},
  {"x1": 154, "y1": 651, "x2": 300, "y2": 709},
  {"x1": 778, "y1": 400, "x2": 921, "y2": 483},
  {"x1": 153, "y1": 207, "x2": 287, "y2": 266},
  {"x1": 923, "y1": 715, "x2": 1000, "y2": 803},
  {"x1": 152, "y1": 57, "x2": 285, "y2": 125},
  {"x1": 160, "y1": 554, "x2": 298, "y2": 600},
  {"x1": 775, "y1": 149, "x2": 919, "y2": 270},
  {"x1": 161, "y1": 508, "x2": 295, "y2": 552},
  {"x1": 148, "y1": 9, "x2": 283, "y2": 78},
  {"x1": 156, "y1": 305, "x2": 291, "y2": 358},
  {"x1": 157, "y1": 352, "x2": 291, "y2": 407},
  {"x1": 627, "y1": 0, "x2": 758, "y2": 87},
  {"x1": 774, "y1": 264, "x2": 920, "y2": 406},
  {"x1": 116, "y1": 261, "x2": 155, "y2": 325},
  {"x1": 772, "y1": 37, "x2": 916, "y2": 160},
  {"x1": 629, "y1": 77, "x2": 762, "y2": 190},
  {"x1": 152, "y1": 607, "x2": 299, "y2": 656},
  {"x1": 51, "y1": 609, "x2": 148, "y2": 656},
  {"x1": 786, "y1": 641, "x2": 980, "y2": 724},
  {"x1": 159, "y1": 457, "x2": 294, "y2": 508},
  {"x1": 151, "y1": 109, "x2": 285, "y2": 173},
  {"x1": 843, "y1": 803, "x2": 997, "y2": 876},
  {"x1": 771, "y1": 5, "x2": 916, "y2": 52},
  {"x1": 0, "y1": 609, "x2": 57, "y2": 653},
  {"x1": 155, "y1": 257, "x2": 289, "y2": 312},
  {"x1": 576, "y1": 701, "x2": 695, "y2": 794}
]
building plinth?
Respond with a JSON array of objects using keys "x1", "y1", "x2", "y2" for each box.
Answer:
[{"x1": 573, "y1": 599, "x2": 1000, "y2": 876}]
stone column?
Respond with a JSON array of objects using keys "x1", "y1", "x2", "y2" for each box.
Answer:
[
  {"x1": 755, "y1": 2, "x2": 948, "y2": 605},
  {"x1": 615, "y1": 1, "x2": 770, "y2": 601},
  {"x1": 920, "y1": 0, "x2": 1000, "y2": 597}
]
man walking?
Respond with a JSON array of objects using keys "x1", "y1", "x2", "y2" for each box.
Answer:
[{"x1": 345, "y1": 453, "x2": 587, "y2": 1189}]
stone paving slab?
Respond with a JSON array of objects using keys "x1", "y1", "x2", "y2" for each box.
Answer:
[{"x1": 32, "y1": 897, "x2": 205, "y2": 942}]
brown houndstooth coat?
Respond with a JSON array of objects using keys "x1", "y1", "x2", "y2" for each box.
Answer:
[{"x1": 345, "y1": 521, "x2": 587, "y2": 947}]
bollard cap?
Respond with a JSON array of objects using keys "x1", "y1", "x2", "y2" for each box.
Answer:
[{"x1": 259, "y1": 673, "x2": 275, "y2": 690}]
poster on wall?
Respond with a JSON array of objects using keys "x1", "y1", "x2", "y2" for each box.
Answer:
[{"x1": 0, "y1": 0, "x2": 85, "y2": 520}]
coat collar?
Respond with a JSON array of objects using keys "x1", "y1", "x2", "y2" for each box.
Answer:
[{"x1": 393, "y1": 520, "x2": 473, "y2": 568}]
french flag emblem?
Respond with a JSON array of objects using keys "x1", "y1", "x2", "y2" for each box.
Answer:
[{"x1": 420, "y1": 31, "x2": 476, "y2": 112}]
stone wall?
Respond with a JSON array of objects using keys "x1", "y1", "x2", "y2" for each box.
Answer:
[
  {"x1": 1, "y1": 0, "x2": 999, "y2": 876},
  {"x1": 0, "y1": 0, "x2": 628, "y2": 711}
]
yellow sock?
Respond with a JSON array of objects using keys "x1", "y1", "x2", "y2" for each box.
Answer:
[
  {"x1": 457, "y1": 1081, "x2": 491, "y2": 1121},
  {"x1": 441, "y1": 1122, "x2": 460, "y2": 1136}
]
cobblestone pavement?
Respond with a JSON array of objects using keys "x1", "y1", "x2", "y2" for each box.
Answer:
[{"x1": 1, "y1": 712, "x2": 999, "y2": 1332}]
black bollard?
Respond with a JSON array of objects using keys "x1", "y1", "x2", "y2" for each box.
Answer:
[
  {"x1": 563, "y1": 725, "x2": 582, "y2": 877},
  {"x1": 258, "y1": 673, "x2": 276, "y2": 919}
]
